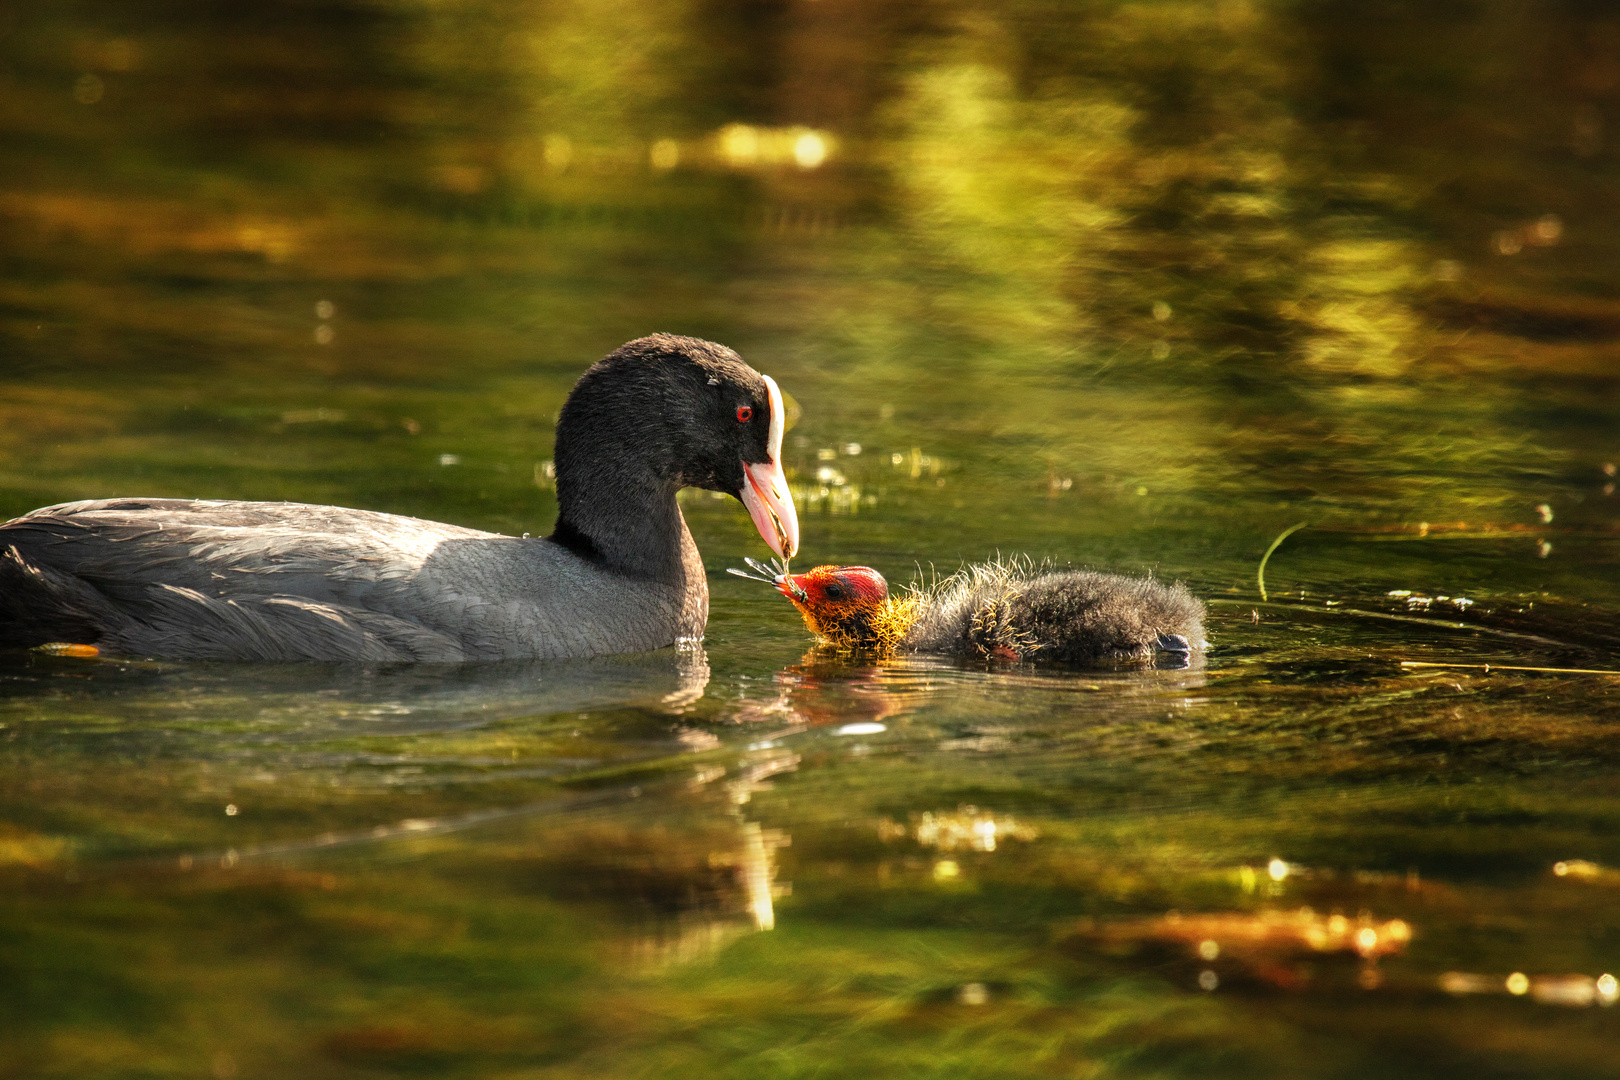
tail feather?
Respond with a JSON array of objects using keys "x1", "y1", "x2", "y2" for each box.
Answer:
[{"x1": 0, "y1": 543, "x2": 130, "y2": 648}]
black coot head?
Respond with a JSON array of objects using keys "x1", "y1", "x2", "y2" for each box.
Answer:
[{"x1": 556, "y1": 334, "x2": 799, "y2": 558}]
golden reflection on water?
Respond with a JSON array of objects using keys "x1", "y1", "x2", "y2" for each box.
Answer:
[
  {"x1": 886, "y1": 805, "x2": 1039, "y2": 854},
  {"x1": 1441, "y1": 970, "x2": 1620, "y2": 1009},
  {"x1": 7, "y1": 1, "x2": 1620, "y2": 1075}
]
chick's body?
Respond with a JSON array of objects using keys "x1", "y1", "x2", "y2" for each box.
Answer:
[{"x1": 776, "y1": 558, "x2": 1206, "y2": 663}]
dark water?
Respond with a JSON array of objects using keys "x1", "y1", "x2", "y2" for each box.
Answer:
[{"x1": 4, "y1": 1, "x2": 1620, "y2": 1075}]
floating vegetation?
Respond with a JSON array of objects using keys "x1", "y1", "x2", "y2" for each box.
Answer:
[{"x1": 1401, "y1": 662, "x2": 1620, "y2": 677}]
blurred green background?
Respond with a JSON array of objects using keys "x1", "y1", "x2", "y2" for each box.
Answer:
[{"x1": 4, "y1": 2, "x2": 1620, "y2": 1077}]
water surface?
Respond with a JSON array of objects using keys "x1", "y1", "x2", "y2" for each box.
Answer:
[{"x1": 4, "y1": 2, "x2": 1620, "y2": 1076}]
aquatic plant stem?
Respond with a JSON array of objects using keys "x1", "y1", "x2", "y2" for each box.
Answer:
[
  {"x1": 1257, "y1": 522, "x2": 1308, "y2": 601},
  {"x1": 1210, "y1": 598, "x2": 1568, "y2": 647},
  {"x1": 1400, "y1": 661, "x2": 1620, "y2": 676}
]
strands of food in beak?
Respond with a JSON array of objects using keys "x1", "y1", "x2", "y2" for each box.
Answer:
[
  {"x1": 726, "y1": 555, "x2": 787, "y2": 583},
  {"x1": 728, "y1": 556, "x2": 789, "y2": 586},
  {"x1": 727, "y1": 556, "x2": 807, "y2": 602}
]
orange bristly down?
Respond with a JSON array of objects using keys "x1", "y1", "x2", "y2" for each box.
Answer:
[{"x1": 777, "y1": 565, "x2": 919, "y2": 654}]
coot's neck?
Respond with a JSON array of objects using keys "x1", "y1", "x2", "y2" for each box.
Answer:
[{"x1": 550, "y1": 433, "x2": 692, "y2": 581}]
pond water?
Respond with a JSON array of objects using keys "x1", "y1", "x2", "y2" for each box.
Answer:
[{"x1": 4, "y1": 1, "x2": 1620, "y2": 1076}]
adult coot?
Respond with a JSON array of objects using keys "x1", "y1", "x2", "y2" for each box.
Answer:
[
  {"x1": 0, "y1": 335, "x2": 799, "y2": 662},
  {"x1": 735, "y1": 558, "x2": 1205, "y2": 664}
]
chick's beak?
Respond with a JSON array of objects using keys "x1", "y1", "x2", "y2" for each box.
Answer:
[
  {"x1": 738, "y1": 374, "x2": 800, "y2": 559},
  {"x1": 774, "y1": 573, "x2": 809, "y2": 604}
]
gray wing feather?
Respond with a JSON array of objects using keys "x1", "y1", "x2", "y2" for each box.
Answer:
[
  {"x1": 131, "y1": 586, "x2": 466, "y2": 662},
  {"x1": 0, "y1": 499, "x2": 487, "y2": 660}
]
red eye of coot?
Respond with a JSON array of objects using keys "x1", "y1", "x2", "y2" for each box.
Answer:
[{"x1": 736, "y1": 405, "x2": 753, "y2": 422}]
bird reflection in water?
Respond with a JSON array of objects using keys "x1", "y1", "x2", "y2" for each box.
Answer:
[
  {"x1": 640, "y1": 640, "x2": 1215, "y2": 961},
  {"x1": 604, "y1": 645, "x2": 796, "y2": 949},
  {"x1": 726, "y1": 645, "x2": 1210, "y2": 751},
  {"x1": 557, "y1": 797, "x2": 791, "y2": 969}
]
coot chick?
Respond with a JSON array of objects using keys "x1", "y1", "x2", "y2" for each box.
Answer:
[
  {"x1": 735, "y1": 557, "x2": 1205, "y2": 663},
  {"x1": 0, "y1": 335, "x2": 799, "y2": 662}
]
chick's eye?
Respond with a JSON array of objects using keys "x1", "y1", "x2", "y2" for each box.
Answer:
[
  {"x1": 736, "y1": 405, "x2": 753, "y2": 423},
  {"x1": 823, "y1": 582, "x2": 845, "y2": 600}
]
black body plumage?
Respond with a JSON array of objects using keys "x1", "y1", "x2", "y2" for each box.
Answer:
[{"x1": 903, "y1": 560, "x2": 1207, "y2": 662}]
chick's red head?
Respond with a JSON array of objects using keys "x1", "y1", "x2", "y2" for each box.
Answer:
[{"x1": 777, "y1": 565, "x2": 889, "y2": 638}]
